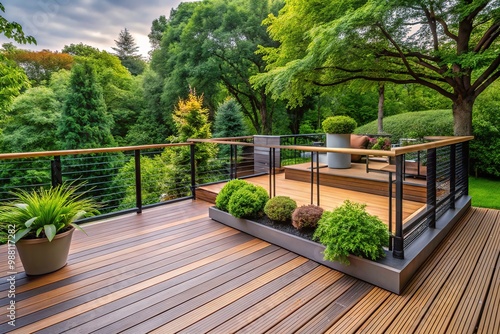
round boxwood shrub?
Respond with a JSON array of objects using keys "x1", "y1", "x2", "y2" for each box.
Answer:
[
  {"x1": 322, "y1": 116, "x2": 357, "y2": 134},
  {"x1": 313, "y1": 200, "x2": 390, "y2": 265},
  {"x1": 292, "y1": 205, "x2": 324, "y2": 230},
  {"x1": 215, "y1": 179, "x2": 248, "y2": 212},
  {"x1": 264, "y1": 196, "x2": 297, "y2": 222},
  {"x1": 228, "y1": 183, "x2": 269, "y2": 218}
]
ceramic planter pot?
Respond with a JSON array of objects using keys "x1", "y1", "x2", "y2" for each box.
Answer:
[
  {"x1": 326, "y1": 133, "x2": 351, "y2": 168},
  {"x1": 16, "y1": 227, "x2": 74, "y2": 275}
]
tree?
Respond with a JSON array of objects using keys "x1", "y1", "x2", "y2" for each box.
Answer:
[
  {"x1": 148, "y1": 15, "x2": 168, "y2": 51},
  {"x1": 58, "y1": 62, "x2": 114, "y2": 149},
  {"x1": 151, "y1": 0, "x2": 285, "y2": 134},
  {"x1": 7, "y1": 49, "x2": 73, "y2": 85},
  {"x1": 254, "y1": 0, "x2": 500, "y2": 136},
  {"x1": 0, "y1": 2, "x2": 36, "y2": 114},
  {"x1": 112, "y1": 28, "x2": 145, "y2": 75},
  {"x1": 0, "y1": 2, "x2": 36, "y2": 45},
  {"x1": 1, "y1": 86, "x2": 60, "y2": 152},
  {"x1": 213, "y1": 98, "x2": 248, "y2": 157}
]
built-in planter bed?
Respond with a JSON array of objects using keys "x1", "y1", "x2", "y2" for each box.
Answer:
[{"x1": 209, "y1": 194, "x2": 471, "y2": 294}]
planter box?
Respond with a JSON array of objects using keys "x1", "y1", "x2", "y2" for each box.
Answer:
[
  {"x1": 209, "y1": 194, "x2": 471, "y2": 294},
  {"x1": 209, "y1": 206, "x2": 401, "y2": 293}
]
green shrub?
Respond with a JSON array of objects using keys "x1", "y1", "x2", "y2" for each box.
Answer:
[
  {"x1": 470, "y1": 118, "x2": 500, "y2": 177},
  {"x1": 227, "y1": 183, "x2": 269, "y2": 218},
  {"x1": 313, "y1": 200, "x2": 390, "y2": 265},
  {"x1": 215, "y1": 179, "x2": 248, "y2": 212},
  {"x1": 322, "y1": 116, "x2": 357, "y2": 134},
  {"x1": 292, "y1": 205, "x2": 324, "y2": 230},
  {"x1": 264, "y1": 196, "x2": 297, "y2": 222},
  {"x1": 354, "y1": 110, "x2": 453, "y2": 143}
]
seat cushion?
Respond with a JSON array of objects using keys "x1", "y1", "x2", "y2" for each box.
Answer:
[{"x1": 350, "y1": 135, "x2": 369, "y2": 162}]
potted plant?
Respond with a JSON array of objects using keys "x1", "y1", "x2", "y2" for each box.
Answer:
[
  {"x1": 0, "y1": 182, "x2": 99, "y2": 275},
  {"x1": 322, "y1": 115, "x2": 357, "y2": 168}
]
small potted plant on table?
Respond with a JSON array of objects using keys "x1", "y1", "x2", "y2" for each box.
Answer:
[{"x1": 0, "y1": 182, "x2": 99, "y2": 275}]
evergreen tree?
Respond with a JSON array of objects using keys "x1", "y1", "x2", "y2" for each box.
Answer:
[
  {"x1": 213, "y1": 98, "x2": 247, "y2": 157},
  {"x1": 162, "y1": 91, "x2": 217, "y2": 198},
  {"x1": 112, "y1": 28, "x2": 145, "y2": 75},
  {"x1": 58, "y1": 62, "x2": 114, "y2": 149},
  {"x1": 58, "y1": 62, "x2": 119, "y2": 211}
]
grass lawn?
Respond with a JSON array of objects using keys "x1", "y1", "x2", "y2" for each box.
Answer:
[{"x1": 469, "y1": 177, "x2": 500, "y2": 210}]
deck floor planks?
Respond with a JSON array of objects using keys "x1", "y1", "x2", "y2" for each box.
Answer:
[
  {"x1": 46, "y1": 246, "x2": 289, "y2": 334},
  {"x1": 477, "y1": 249, "x2": 500, "y2": 334},
  {"x1": 446, "y1": 209, "x2": 500, "y2": 333},
  {"x1": 1, "y1": 200, "x2": 500, "y2": 334}
]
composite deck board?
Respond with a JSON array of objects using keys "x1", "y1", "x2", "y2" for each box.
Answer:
[{"x1": 1, "y1": 200, "x2": 500, "y2": 334}]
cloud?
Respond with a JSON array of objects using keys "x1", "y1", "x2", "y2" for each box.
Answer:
[{"x1": 0, "y1": 0, "x2": 197, "y2": 57}]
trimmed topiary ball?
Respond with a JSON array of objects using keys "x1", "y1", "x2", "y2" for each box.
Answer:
[
  {"x1": 215, "y1": 179, "x2": 248, "y2": 212},
  {"x1": 292, "y1": 205, "x2": 324, "y2": 230},
  {"x1": 264, "y1": 196, "x2": 297, "y2": 222},
  {"x1": 322, "y1": 115, "x2": 357, "y2": 134},
  {"x1": 228, "y1": 183, "x2": 269, "y2": 218}
]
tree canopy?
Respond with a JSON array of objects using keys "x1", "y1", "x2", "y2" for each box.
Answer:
[
  {"x1": 254, "y1": 0, "x2": 500, "y2": 136},
  {"x1": 112, "y1": 28, "x2": 145, "y2": 75}
]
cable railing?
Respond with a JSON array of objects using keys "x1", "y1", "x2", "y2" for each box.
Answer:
[{"x1": 1, "y1": 135, "x2": 473, "y2": 259}]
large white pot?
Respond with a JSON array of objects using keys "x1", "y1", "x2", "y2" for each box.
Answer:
[{"x1": 326, "y1": 133, "x2": 351, "y2": 169}]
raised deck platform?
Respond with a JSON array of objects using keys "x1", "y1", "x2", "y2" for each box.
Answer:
[{"x1": 284, "y1": 162, "x2": 427, "y2": 203}]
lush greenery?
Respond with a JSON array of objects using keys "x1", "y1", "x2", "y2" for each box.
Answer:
[
  {"x1": 291, "y1": 205, "x2": 324, "y2": 230},
  {"x1": 254, "y1": 0, "x2": 500, "y2": 137},
  {"x1": 227, "y1": 183, "x2": 269, "y2": 219},
  {"x1": 263, "y1": 196, "x2": 297, "y2": 222},
  {"x1": 355, "y1": 110, "x2": 454, "y2": 143},
  {"x1": 322, "y1": 116, "x2": 357, "y2": 134},
  {"x1": 215, "y1": 179, "x2": 249, "y2": 212},
  {"x1": 0, "y1": 182, "x2": 99, "y2": 242},
  {"x1": 313, "y1": 200, "x2": 390, "y2": 265},
  {"x1": 469, "y1": 177, "x2": 500, "y2": 210}
]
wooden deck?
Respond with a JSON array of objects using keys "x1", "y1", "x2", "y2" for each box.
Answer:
[
  {"x1": 198, "y1": 173, "x2": 424, "y2": 229},
  {"x1": 1, "y1": 200, "x2": 499, "y2": 333}
]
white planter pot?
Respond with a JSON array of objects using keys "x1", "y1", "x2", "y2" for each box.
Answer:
[{"x1": 326, "y1": 133, "x2": 351, "y2": 168}]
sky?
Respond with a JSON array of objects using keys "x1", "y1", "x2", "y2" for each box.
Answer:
[{"x1": 0, "y1": 0, "x2": 198, "y2": 58}]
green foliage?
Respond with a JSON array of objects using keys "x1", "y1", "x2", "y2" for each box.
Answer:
[
  {"x1": 214, "y1": 98, "x2": 248, "y2": 157},
  {"x1": 292, "y1": 205, "x2": 324, "y2": 230},
  {"x1": 227, "y1": 183, "x2": 269, "y2": 219},
  {"x1": 114, "y1": 154, "x2": 172, "y2": 210},
  {"x1": 112, "y1": 28, "x2": 145, "y2": 76},
  {"x1": 470, "y1": 118, "x2": 500, "y2": 177},
  {"x1": 313, "y1": 200, "x2": 389, "y2": 265},
  {"x1": 215, "y1": 179, "x2": 249, "y2": 212},
  {"x1": 264, "y1": 196, "x2": 297, "y2": 222},
  {"x1": 58, "y1": 62, "x2": 115, "y2": 149},
  {"x1": 0, "y1": 182, "x2": 99, "y2": 242},
  {"x1": 0, "y1": 56, "x2": 30, "y2": 113},
  {"x1": 1, "y1": 87, "x2": 61, "y2": 152},
  {"x1": 254, "y1": 1, "x2": 500, "y2": 136},
  {"x1": 469, "y1": 177, "x2": 500, "y2": 210},
  {"x1": 150, "y1": 0, "x2": 284, "y2": 134},
  {"x1": 355, "y1": 110, "x2": 453, "y2": 143},
  {"x1": 322, "y1": 116, "x2": 357, "y2": 134},
  {"x1": 0, "y1": 3, "x2": 36, "y2": 45}
]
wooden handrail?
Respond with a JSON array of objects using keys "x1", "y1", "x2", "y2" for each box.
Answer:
[
  {"x1": 0, "y1": 143, "x2": 192, "y2": 160},
  {"x1": 189, "y1": 136, "x2": 474, "y2": 157}
]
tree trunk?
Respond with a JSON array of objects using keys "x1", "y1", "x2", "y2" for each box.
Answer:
[
  {"x1": 377, "y1": 82, "x2": 385, "y2": 134},
  {"x1": 452, "y1": 96, "x2": 475, "y2": 136}
]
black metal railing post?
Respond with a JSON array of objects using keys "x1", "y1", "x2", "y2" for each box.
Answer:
[
  {"x1": 449, "y1": 144, "x2": 456, "y2": 209},
  {"x1": 134, "y1": 150, "x2": 142, "y2": 214},
  {"x1": 316, "y1": 151, "x2": 320, "y2": 206},
  {"x1": 393, "y1": 154, "x2": 404, "y2": 259},
  {"x1": 190, "y1": 144, "x2": 196, "y2": 199},
  {"x1": 51, "y1": 156, "x2": 63, "y2": 187},
  {"x1": 230, "y1": 144, "x2": 234, "y2": 179},
  {"x1": 462, "y1": 141, "x2": 470, "y2": 196},
  {"x1": 310, "y1": 151, "x2": 314, "y2": 205},
  {"x1": 427, "y1": 148, "x2": 437, "y2": 228},
  {"x1": 268, "y1": 147, "x2": 273, "y2": 198}
]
